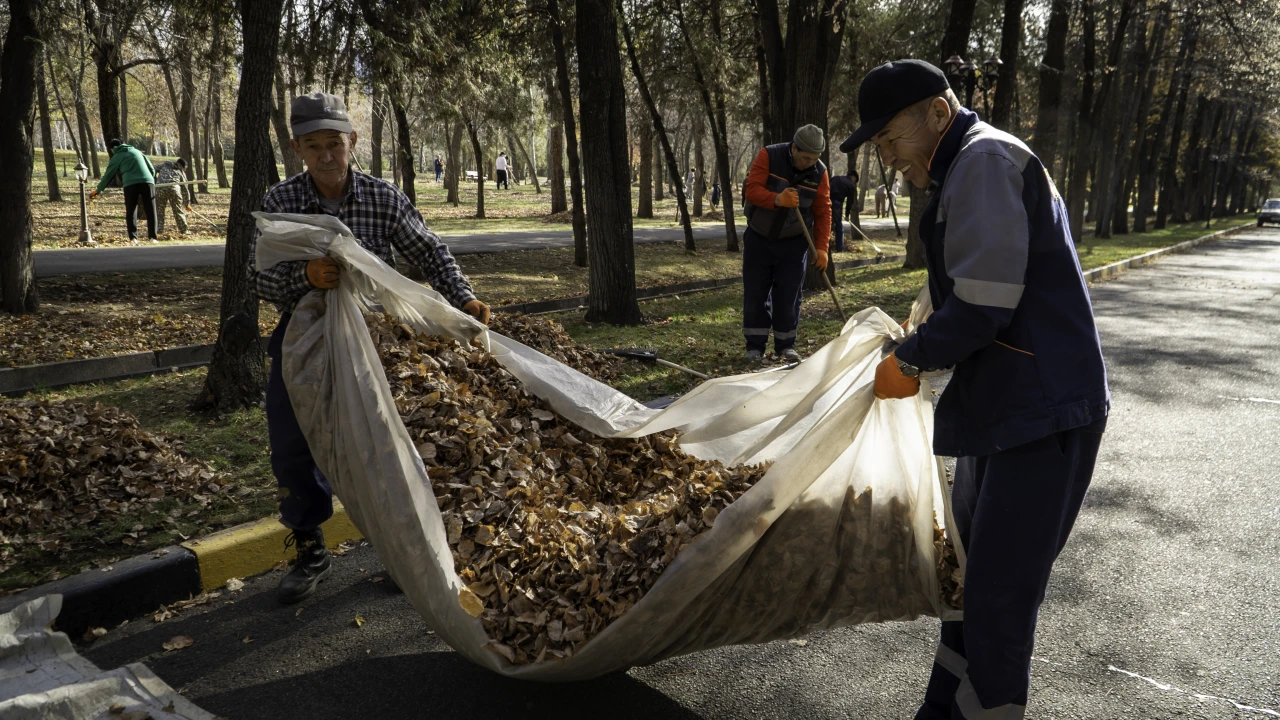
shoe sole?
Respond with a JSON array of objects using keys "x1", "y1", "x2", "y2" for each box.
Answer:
[{"x1": 276, "y1": 562, "x2": 334, "y2": 605}]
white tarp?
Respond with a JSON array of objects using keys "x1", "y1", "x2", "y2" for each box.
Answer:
[
  {"x1": 0, "y1": 595, "x2": 215, "y2": 720},
  {"x1": 258, "y1": 212, "x2": 961, "y2": 682}
]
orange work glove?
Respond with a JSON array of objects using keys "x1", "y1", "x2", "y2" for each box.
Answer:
[
  {"x1": 186, "y1": 205, "x2": 192, "y2": 211},
  {"x1": 306, "y1": 257, "x2": 341, "y2": 289},
  {"x1": 462, "y1": 299, "x2": 491, "y2": 325},
  {"x1": 873, "y1": 352, "x2": 920, "y2": 400},
  {"x1": 812, "y1": 250, "x2": 829, "y2": 271},
  {"x1": 89, "y1": 189, "x2": 100, "y2": 200},
  {"x1": 775, "y1": 187, "x2": 800, "y2": 208}
]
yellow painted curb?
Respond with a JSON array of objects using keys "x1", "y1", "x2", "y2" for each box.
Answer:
[{"x1": 181, "y1": 501, "x2": 363, "y2": 592}]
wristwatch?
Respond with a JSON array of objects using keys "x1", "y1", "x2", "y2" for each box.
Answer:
[{"x1": 895, "y1": 354, "x2": 921, "y2": 378}]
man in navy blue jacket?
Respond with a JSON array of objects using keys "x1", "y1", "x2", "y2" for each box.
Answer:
[{"x1": 840, "y1": 60, "x2": 1110, "y2": 720}]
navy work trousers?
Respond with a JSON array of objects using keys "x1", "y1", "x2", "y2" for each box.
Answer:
[
  {"x1": 917, "y1": 419, "x2": 1106, "y2": 720},
  {"x1": 266, "y1": 313, "x2": 334, "y2": 531},
  {"x1": 742, "y1": 226, "x2": 808, "y2": 352},
  {"x1": 831, "y1": 199, "x2": 845, "y2": 253}
]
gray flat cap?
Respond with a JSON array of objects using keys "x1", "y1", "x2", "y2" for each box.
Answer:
[{"x1": 290, "y1": 92, "x2": 353, "y2": 137}]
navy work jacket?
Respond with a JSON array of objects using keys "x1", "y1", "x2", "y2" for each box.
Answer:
[{"x1": 894, "y1": 108, "x2": 1110, "y2": 458}]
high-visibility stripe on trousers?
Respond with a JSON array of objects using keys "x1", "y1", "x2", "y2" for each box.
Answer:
[
  {"x1": 742, "y1": 226, "x2": 808, "y2": 352},
  {"x1": 915, "y1": 418, "x2": 1106, "y2": 720}
]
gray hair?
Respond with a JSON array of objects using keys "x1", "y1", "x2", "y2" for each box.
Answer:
[{"x1": 905, "y1": 88, "x2": 962, "y2": 122}]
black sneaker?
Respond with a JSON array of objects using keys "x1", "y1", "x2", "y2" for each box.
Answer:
[{"x1": 277, "y1": 528, "x2": 332, "y2": 604}]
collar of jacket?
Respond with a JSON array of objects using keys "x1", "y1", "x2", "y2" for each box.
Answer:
[
  {"x1": 303, "y1": 168, "x2": 367, "y2": 209},
  {"x1": 926, "y1": 107, "x2": 979, "y2": 186}
]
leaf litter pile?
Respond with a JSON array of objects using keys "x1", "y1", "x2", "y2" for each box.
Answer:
[
  {"x1": 367, "y1": 312, "x2": 962, "y2": 665},
  {"x1": 0, "y1": 398, "x2": 226, "y2": 577}
]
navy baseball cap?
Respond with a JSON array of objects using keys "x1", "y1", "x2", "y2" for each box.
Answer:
[{"x1": 839, "y1": 60, "x2": 951, "y2": 153}]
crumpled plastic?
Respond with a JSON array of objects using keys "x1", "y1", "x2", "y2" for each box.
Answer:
[{"x1": 257, "y1": 212, "x2": 963, "y2": 681}]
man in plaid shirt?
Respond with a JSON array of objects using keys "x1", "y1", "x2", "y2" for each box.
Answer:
[{"x1": 251, "y1": 92, "x2": 491, "y2": 604}]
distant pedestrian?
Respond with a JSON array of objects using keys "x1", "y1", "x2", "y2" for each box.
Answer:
[
  {"x1": 875, "y1": 183, "x2": 887, "y2": 217},
  {"x1": 828, "y1": 168, "x2": 859, "y2": 252},
  {"x1": 710, "y1": 180, "x2": 721, "y2": 211},
  {"x1": 685, "y1": 168, "x2": 695, "y2": 193},
  {"x1": 495, "y1": 152, "x2": 510, "y2": 189},
  {"x1": 90, "y1": 138, "x2": 158, "y2": 241},
  {"x1": 434, "y1": 155, "x2": 443, "y2": 182},
  {"x1": 154, "y1": 158, "x2": 191, "y2": 235},
  {"x1": 888, "y1": 178, "x2": 900, "y2": 211}
]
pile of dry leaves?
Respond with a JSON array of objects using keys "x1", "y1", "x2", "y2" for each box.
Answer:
[
  {"x1": 367, "y1": 313, "x2": 963, "y2": 665},
  {"x1": 0, "y1": 399, "x2": 225, "y2": 575},
  {"x1": 489, "y1": 313, "x2": 623, "y2": 381}
]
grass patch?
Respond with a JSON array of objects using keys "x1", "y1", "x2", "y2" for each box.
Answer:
[
  {"x1": 557, "y1": 264, "x2": 926, "y2": 401},
  {"x1": 1, "y1": 368, "x2": 276, "y2": 594},
  {"x1": 1077, "y1": 215, "x2": 1256, "y2": 269}
]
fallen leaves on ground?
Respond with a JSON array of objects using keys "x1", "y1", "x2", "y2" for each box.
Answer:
[
  {"x1": 353, "y1": 614, "x2": 365, "y2": 628},
  {"x1": 488, "y1": 313, "x2": 623, "y2": 380},
  {"x1": 152, "y1": 591, "x2": 222, "y2": 623},
  {"x1": 0, "y1": 399, "x2": 229, "y2": 576},
  {"x1": 224, "y1": 577, "x2": 244, "y2": 592},
  {"x1": 161, "y1": 635, "x2": 194, "y2": 651}
]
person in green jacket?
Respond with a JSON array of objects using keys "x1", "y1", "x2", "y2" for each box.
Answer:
[{"x1": 90, "y1": 139, "x2": 159, "y2": 241}]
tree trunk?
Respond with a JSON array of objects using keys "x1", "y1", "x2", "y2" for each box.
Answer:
[
  {"x1": 755, "y1": 0, "x2": 845, "y2": 144},
  {"x1": 578, "y1": 0, "x2": 640, "y2": 325},
  {"x1": 1033, "y1": 0, "x2": 1070, "y2": 176},
  {"x1": 1156, "y1": 27, "x2": 1197, "y2": 228},
  {"x1": 200, "y1": 77, "x2": 213, "y2": 193},
  {"x1": 692, "y1": 118, "x2": 704, "y2": 217},
  {"x1": 904, "y1": 182, "x2": 929, "y2": 269},
  {"x1": 653, "y1": 129, "x2": 664, "y2": 201},
  {"x1": 1097, "y1": 13, "x2": 1147, "y2": 238},
  {"x1": 120, "y1": 73, "x2": 130, "y2": 143},
  {"x1": 271, "y1": 69, "x2": 301, "y2": 179},
  {"x1": 1123, "y1": 6, "x2": 1169, "y2": 233},
  {"x1": 618, "y1": 0, "x2": 695, "y2": 252},
  {"x1": 369, "y1": 87, "x2": 383, "y2": 178},
  {"x1": 37, "y1": 59, "x2": 62, "y2": 202},
  {"x1": 77, "y1": 100, "x2": 100, "y2": 177},
  {"x1": 446, "y1": 119, "x2": 463, "y2": 206},
  {"x1": 393, "y1": 96, "x2": 416, "y2": 205},
  {"x1": 939, "y1": 0, "x2": 980, "y2": 65},
  {"x1": 0, "y1": 0, "x2": 42, "y2": 314},
  {"x1": 465, "y1": 117, "x2": 485, "y2": 219},
  {"x1": 509, "y1": 127, "x2": 541, "y2": 193},
  {"x1": 547, "y1": 0, "x2": 588, "y2": 267},
  {"x1": 637, "y1": 119, "x2": 653, "y2": 218},
  {"x1": 194, "y1": 0, "x2": 283, "y2": 411},
  {"x1": 1175, "y1": 96, "x2": 1209, "y2": 223},
  {"x1": 176, "y1": 52, "x2": 196, "y2": 195},
  {"x1": 1065, "y1": 0, "x2": 1095, "y2": 240},
  {"x1": 546, "y1": 77, "x2": 568, "y2": 214},
  {"x1": 48, "y1": 57, "x2": 80, "y2": 160},
  {"x1": 1140, "y1": 20, "x2": 1194, "y2": 231},
  {"x1": 989, "y1": 0, "x2": 1026, "y2": 130},
  {"x1": 213, "y1": 83, "x2": 229, "y2": 189}
]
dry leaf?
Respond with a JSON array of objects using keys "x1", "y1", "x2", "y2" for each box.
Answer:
[
  {"x1": 458, "y1": 587, "x2": 485, "y2": 617},
  {"x1": 225, "y1": 577, "x2": 245, "y2": 592},
  {"x1": 242, "y1": 636, "x2": 254, "y2": 644},
  {"x1": 353, "y1": 614, "x2": 366, "y2": 628},
  {"x1": 82, "y1": 626, "x2": 107, "y2": 643},
  {"x1": 162, "y1": 635, "x2": 194, "y2": 651}
]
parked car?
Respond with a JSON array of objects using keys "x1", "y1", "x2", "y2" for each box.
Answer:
[{"x1": 1259, "y1": 199, "x2": 1280, "y2": 227}]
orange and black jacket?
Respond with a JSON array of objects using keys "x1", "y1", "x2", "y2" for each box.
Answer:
[{"x1": 743, "y1": 143, "x2": 831, "y2": 251}]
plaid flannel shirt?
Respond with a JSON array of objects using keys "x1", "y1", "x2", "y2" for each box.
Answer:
[{"x1": 248, "y1": 170, "x2": 477, "y2": 315}]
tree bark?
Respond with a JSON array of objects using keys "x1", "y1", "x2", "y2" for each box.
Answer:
[
  {"x1": 1065, "y1": 0, "x2": 1095, "y2": 241},
  {"x1": 1097, "y1": 12, "x2": 1147, "y2": 238},
  {"x1": 446, "y1": 118, "x2": 463, "y2": 206},
  {"x1": 1122, "y1": 5, "x2": 1169, "y2": 233},
  {"x1": 120, "y1": 73, "x2": 130, "y2": 143},
  {"x1": 194, "y1": 0, "x2": 283, "y2": 411},
  {"x1": 271, "y1": 68, "x2": 302, "y2": 179},
  {"x1": 755, "y1": 0, "x2": 845, "y2": 144},
  {"x1": 990, "y1": 0, "x2": 1026, "y2": 130},
  {"x1": 37, "y1": 59, "x2": 63, "y2": 202},
  {"x1": 547, "y1": 0, "x2": 588, "y2": 267},
  {"x1": 176, "y1": 52, "x2": 196, "y2": 196},
  {"x1": 1175, "y1": 96, "x2": 1209, "y2": 224},
  {"x1": 0, "y1": 0, "x2": 42, "y2": 314},
  {"x1": 48, "y1": 57, "x2": 81, "y2": 160},
  {"x1": 370, "y1": 86, "x2": 383, "y2": 178},
  {"x1": 1033, "y1": 0, "x2": 1070, "y2": 175},
  {"x1": 904, "y1": 182, "x2": 929, "y2": 269},
  {"x1": 939, "y1": 0, "x2": 980, "y2": 65},
  {"x1": 393, "y1": 94, "x2": 416, "y2": 205},
  {"x1": 546, "y1": 76, "x2": 568, "y2": 214},
  {"x1": 637, "y1": 118, "x2": 653, "y2": 218},
  {"x1": 77, "y1": 100, "x2": 100, "y2": 177},
  {"x1": 693, "y1": 117, "x2": 705, "y2": 217},
  {"x1": 578, "y1": 0, "x2": 640, "y2": 325},
  {"x1": 1141, "y1": 20, "x2": 1195, "y2": 231},
  {"x1": 618, "y1": 0, "x2": 695, "y2": 251},
  {"x1": 653, "y1": 128, "x2": 664, "y2": 201},
  {"x1": 509, "y1": 127, "x2": 541, "y2": 193},
  {"x1": 465, "y1": 117, "x2": 485, "y2": 219}
]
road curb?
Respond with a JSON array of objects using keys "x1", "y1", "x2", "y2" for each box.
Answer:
[
  {"x1": 0, "y1": 502, "x2": 364, "y2": 638},
  {"x1": 1082, "y1": 223, "x2": 1249, "y2": 283}
]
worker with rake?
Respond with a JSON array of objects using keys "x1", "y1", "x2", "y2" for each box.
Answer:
[
  {"x1": 843, "y1": 60, "x2": 1110, "y2": 719},
  {"x1": 741, "y1": 124, "x2": 832, "y2": 363},
  {"x1": 247, "y1": 92, "x2": 492, "y2": 605}
]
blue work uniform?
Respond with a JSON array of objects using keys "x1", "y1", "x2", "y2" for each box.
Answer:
[
  {"x1": 742, "y1": 143, "x2": 830, "y2": 353},
  {"x1": 894, "y1": 108, "x2": 1110, "y2": 720}
]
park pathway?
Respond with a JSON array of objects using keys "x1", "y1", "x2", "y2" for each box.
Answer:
[
  {"x1": 33, "y1": 218, "x2": 902, "y2": 277},
  {"x1": 83, "y1": 229, "x2": 1280, "y2": 719}
]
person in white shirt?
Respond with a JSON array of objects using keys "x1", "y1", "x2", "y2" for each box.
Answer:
[{"x1": 496, "y1": 152, "x2": 510, "y2": 189}]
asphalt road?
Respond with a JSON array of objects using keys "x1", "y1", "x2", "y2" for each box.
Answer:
[
  {"x1": 33, "y1": 217, "x2": 902, "y2": 277},
  {"x1": 83, "y1": 229, "x2": 1280, "y2": 719}
]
